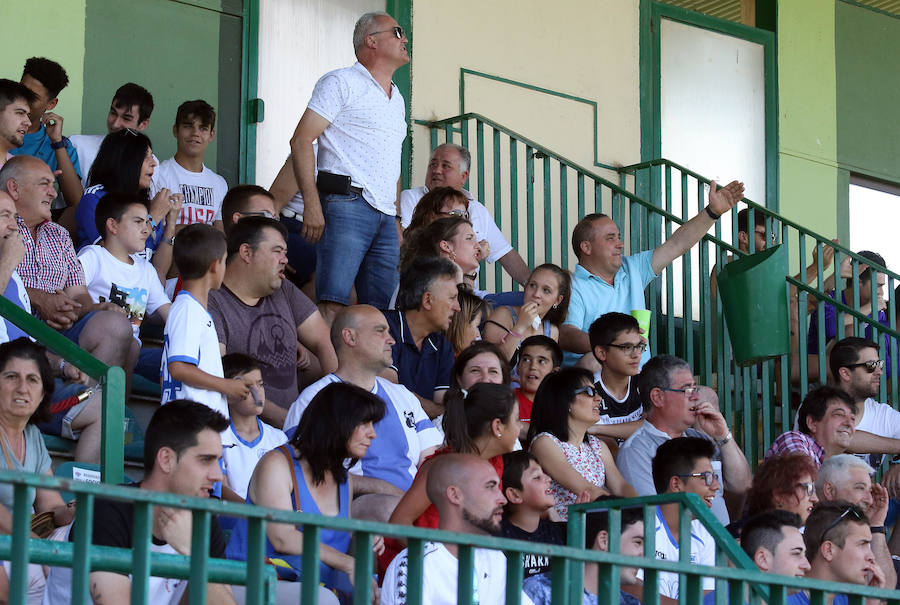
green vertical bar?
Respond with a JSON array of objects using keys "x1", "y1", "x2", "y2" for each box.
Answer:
[
  {"x1": 492, "y1": 128, "x2": 503, "y2": 292},
  {"x1": 699, "y1": 221, "x2": 712, "y2": 383},
  {"x1": 188, "y1": 511, "x2": 211, "y2": 605},
  {"x1": 300, "y1": 526, "x2": 321, "y2": 604},
  {"x1": 476, "y1": 120, "x2": 484, "y2": 203},
  {"x1": 504, "y1": 550, "x2": 523, "y2": 605},
  {"x1": 430, "y1": 127, "x2": 438, "y2": 151},
  {"x1": 550, "y1": 552, "x2": 571, "y2": 605},
  {"x1": 603, "y1": 507, "x2": 622, "y2": 605},
  {"x1": 543, "y1": 156, "x2": 551, "y2": 262},
  {"x1": 245, "y1": 518, "x2": 267, "y2": 605},
  {"x1": 577, "y1": 173, "x2": 585, "y2": 219},
  {"x1": 9, "y1": 485, "x2": 32, "y2": 605},
  {"x1": 567, "y1": 508, "x2": 585, "y2": 604},
  {"x1": 460, "y1": 119, "x2": 469, "y2": 162},
  {"x1": 238, "y1": 0, "x2": 259, "y2": 183},
  {"x1": 100, "y1": 366, "x2": 125, "y2": 484},
  {"x1": 352, "y1": 532, "x2": 373, "y2": 605},
  {"x1": 559, "y1": 164, "x2": 569, "y2": 270},
  {"x1": 665, "y1": 218, "x2": 675, "y2": 355},
  {"x1": 406, "y1": 539, "x2": 424, "y2": 605},
  {"x1": 678, "y1": 501, "x2": 692, "y2": 605},
  {"x1": 642, "y1": 505, "x2": 658, "y2": 605},
  {"x1": 509, "y1": 138, "x2": 519, "y2": 292},
  {"x1": 444, "y1": 124, "x2": 453, "y2": 144},
  {"x1": 131, "y1": 501, "x2": 152, "y2": 605},
  {"x1": 525, "y1": 146, "x2": 535, "y2": 269},
  {"x1": 457, "y1": 544, "x2": 475, "y2": 605},
  {"x1": 888, "y1": 276, "x2": 899, "y2": 406},
  {"x1": 71, "y1": 492, "x2": 95, "y2": 605},
  {"x1": 594, "y1": 181, "x2": 602, "y2": 215}
]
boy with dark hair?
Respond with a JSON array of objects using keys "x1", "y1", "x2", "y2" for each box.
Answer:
[
  {"x1": 0, "y1": 79, "x2": 36, "y2": 165},
  {"x1": 499, "y1": 451, "x2": 563, "y2": 578},
  {"x1": 71, "y1": 82, "x2": 157, "y2": 188},
  {"x1": 161, "y1": 223, "x2": 246, "y2": 417},
  {"x1": 515, "y1": 335, "x2": 561, "y2": 438},
  {"x1": 77, "y1": 192, "x2": 173, "y2": 380},
  {"x1": 587, "y1": 312, "x2": 645, "y2": 442},
  {"x1": 155, "y1": 100, "x2": 228, "y2": 230},
  {"x1": 12, "y1": 57, "x2": 83, "y2": 209},
  {"x1": 220, "y1": 184, "x2": 276, "y2": 235},
  {"x1": 650, "y1": 436, "x2": 718, "y2": 599},
  {"x1": 220, "y1": 353, "x2": 287, "y2": 500}
]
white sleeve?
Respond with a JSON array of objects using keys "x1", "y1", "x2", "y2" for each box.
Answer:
[
  {"x1": 400, "y1": 385, "x2": 443, "y2": 450},
  {"x1": 306, "y1": 72, "x2": 347, "y2": 124},
  {"x1": 469, "y1": 200, "x2": 512, "y2": 263},
  {"x1": 76, "y1": 247, "x2": 100, "y2": 289},
  {"x1": 165, "y1": 301, "x2": 202, "y2": 365},
  {"x1": 399, "y1": 189, "x2": 419, "y2": 228}
]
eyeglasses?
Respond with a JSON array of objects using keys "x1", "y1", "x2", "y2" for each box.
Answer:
[
  {"x1": 368, "y1": 26, "x2": 404, "y2": 39},
  {"x1": 845, "y1": 359, "x2": 885, "y2": 373},
  {"x1": 238, "y1": 210, "x2": 275, "y2": 219},
  {"x1": 605, "y1": 342, "x2": 648, "y2": 356},
  {"x1": 676, "y1": 471, "x2": 719, "y2": 487},
  {"x1": 573, "y1": 385, "x2": 598, "y2": 398},
  {"x1": 660, "y1": 385, "x2": 700, "y2": 397},
  {"x1": 438, "y1": 209, "x2": 469, "y2": 220},
  {"x1": 796, "y1": 482, "x2": 815, "y2": 497},
  {"x1": 818, "y1": 506, "x2": 863, "y2": 543}
]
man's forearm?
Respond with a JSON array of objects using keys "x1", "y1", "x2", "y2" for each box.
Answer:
[
  {"x1": 351, "y1": 475, "x2": 405, "y2": 497},
  {"x1": 651, "y1": 210, "x2": 716, "y2": 274},
  {"x1": 559, "y1": 324, "x2": 590, "y2": 354},
  {"x1": 720, "y1": 440, "x2": 752, "y2": 494},
  {"x1": 55, "y1": 150, "x2": 83, "y2": 208},
  {"x1": 872, "y1": 535, "x2": 897, "y2": 589},
  {"x1": 498, "y1": 250, "x2": 531, "y2": 287},
  {"x1": 290, "y1": 140, "x2": 318, "y2": 212},
  {"x1": 850, "y1": 431, "x2": 900, "y2": 455}
]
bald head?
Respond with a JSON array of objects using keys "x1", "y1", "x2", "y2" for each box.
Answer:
[
  {"x1": 0, "y1": 155, "x2": 55, "y2": 228},
  {"x1": 329, "y1": 304, "x2": 395, "y2": 370},
  {"x1": 426, "y1": 454, "x2": 506, "y2": 535}
]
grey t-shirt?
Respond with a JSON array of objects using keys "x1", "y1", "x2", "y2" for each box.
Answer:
[
  {"x1": 0, "y1": 424, "x2": 51, "y2": 513},
  {"x1": 208, "y1": 280, "x2": 316, "y2": 409}
]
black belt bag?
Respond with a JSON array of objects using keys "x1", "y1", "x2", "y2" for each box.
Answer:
[{"x1": 317, "y1": 171, "x2": 363, "y2": 195}]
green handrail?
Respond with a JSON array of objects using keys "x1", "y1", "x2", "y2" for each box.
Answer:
[{"x1": 0, "y1": 296, "x2": 124, "y2": 484}]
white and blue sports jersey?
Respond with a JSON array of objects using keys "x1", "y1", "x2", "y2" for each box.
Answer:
[
  {"x1": 285, "y1": 375, "x2": 442, "y2": 490},
  {"x1": 0, "y1": 271, "x2": 32, "y2": 344},
  {"x1": 221, "y1": 418, "x2": 288, "y2": 499},
  {"x1": 161, "y1": 291, "x2": 228, "y2": 418},
  {"x1": 642, "y1": 506, "x2": 716, "y2": 598}
]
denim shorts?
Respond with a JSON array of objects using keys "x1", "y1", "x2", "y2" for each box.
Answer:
[{"x1": 315, "y1": 192, "x2": 399, "y2": 308}]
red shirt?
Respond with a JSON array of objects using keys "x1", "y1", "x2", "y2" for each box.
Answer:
[{"x1": 515, "y1": 388, "x2": 534, "y2": 422}]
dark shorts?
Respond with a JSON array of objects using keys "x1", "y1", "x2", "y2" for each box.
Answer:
[{"x1": 59, "y1": 311, "x2": 97, "y2": 345}]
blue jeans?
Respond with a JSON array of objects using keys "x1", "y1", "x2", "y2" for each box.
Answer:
[{"x1": 315, "y1": 193, "x2": 399, "y2": 309}]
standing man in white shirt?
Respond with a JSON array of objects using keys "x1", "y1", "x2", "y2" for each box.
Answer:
[{"x1": 290, "y1": 11, "x2": 409, "y2": 323}]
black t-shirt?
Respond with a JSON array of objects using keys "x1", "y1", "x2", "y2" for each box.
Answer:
[
  {"x1": 499, "y1": 518, "x2": 564, "y2": 578},
  {"x1": 594, "y1": 373, "x2": 643, "y2": 425}
]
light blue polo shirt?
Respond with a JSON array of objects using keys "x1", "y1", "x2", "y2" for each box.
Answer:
[{"x1": 563, "y1": 250, "x2": 656, "y2": 366}]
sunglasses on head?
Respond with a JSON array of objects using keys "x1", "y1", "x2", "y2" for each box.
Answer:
[{"x1": 818, "y1": 505, "x2": 863, "y2": 543}]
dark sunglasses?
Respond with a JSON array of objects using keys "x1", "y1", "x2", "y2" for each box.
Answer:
[
  {"x1": 845, "y1": 359, "x2": 885, "y2": 373},
  {"x1": 818, "y1": 506, "x2": 863, "y2": 543},
  {"x1": 369, "y1": 26, "x2": 404, "y2": 39}
]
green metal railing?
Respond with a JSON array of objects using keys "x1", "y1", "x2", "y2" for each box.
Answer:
[
  {"x1": 417, "y1": 114, "x2": 899, "y2": 465},
  {"x1": 3, "y1": 470, "x2": 897, "y2": 605},
  {"x1": 0, "y1": 297, "x2": 125, "y2": 483}
]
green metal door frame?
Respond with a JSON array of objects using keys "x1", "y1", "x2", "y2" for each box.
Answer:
[{"x1": 639, "y1": 1, "x2": 778, "y2": 212}]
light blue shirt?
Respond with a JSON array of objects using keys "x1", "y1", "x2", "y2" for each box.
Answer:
[{"x1": 563, "y1": 250, "x2": 657, "y2": 366}]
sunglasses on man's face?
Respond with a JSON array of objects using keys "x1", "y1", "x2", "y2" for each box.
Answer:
[
  {"x1": 369, "y1": 26, "x2": 404, "y2": 40},
  {"x1": 845, "y1": 359, "x2": 885, "y2": 373}
]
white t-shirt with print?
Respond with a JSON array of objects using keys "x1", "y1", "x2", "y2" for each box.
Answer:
[
  {"x1": 154, "y1": 158, "x2": 228, "y2": 225},
  {"x1": 644, "y1": 507, "x2": 716, "y2": 599}
]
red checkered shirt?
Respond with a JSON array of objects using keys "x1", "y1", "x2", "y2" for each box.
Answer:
[
  {"x1": 16, "y1": 217, "x2": 85, "y2": 292},
  {"x1": 763, "y1": 430, "x2": 825, "y2": 467}
]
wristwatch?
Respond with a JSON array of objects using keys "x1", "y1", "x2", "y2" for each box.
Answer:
[
  {"x1": 871, "y1": 525, "x2": 887, "y2": 535},
  {"x1": 714, "y1": 431, "x2": 733, "y2": 447},
  {"x1": 50, "y1": 136, "x2": 68, "y2": 150},
  {"x1": 163, "y1": 236, "x2": 176, "y2": 246}
]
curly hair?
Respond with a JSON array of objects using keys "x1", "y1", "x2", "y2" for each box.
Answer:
[{"x1": 746, "y1": 452, "x2": 818, "y2": 517}]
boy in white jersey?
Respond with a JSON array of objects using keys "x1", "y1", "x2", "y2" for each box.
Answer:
[
  {"x1": 220, "y1": 353, "x2": 287, "y2": 501},
  {"x1": 161, "y1": 223, "x2": 247, "y2": 417}
]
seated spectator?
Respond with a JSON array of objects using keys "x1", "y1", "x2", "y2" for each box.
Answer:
[
  {"x1": 400, "y1": 217, "x2": 482, "y2": 290},
  {"x1": 0, "y1": 156, "x2": 138, "y2": 393},
  {"x1": 450, "y1": 340, "x2": 511, "y2": 389},
  {"x1": 11, "y1": 58, "x2": 82, "y2": 217},
  {"x1": 525, "y1": 505, "x2": 646, "y2": 605},
  {"x1": 0, "y1": 79, "x2": 35, "y2": 167},
  {"x1": 220, "y1": 353, "x2": 287, "y2": 501},
  {"x1": 208, "y1": 216, "x2": 336, "y2": 427},
  {"x1": 400, "y1": 144, "x2": 531, "y2": 287},
  {"x1": 70, "y1": 82, "x2": 157, "y2": 188},
  {"x1": 74, "y1": 128, "x2": 182, "y2": 281},
  {"x1": 765, "y1": 385, "x2": 856, "y2": 466},
  {"x1": 382, "y1": 257, "x2": 459, "y2": 420},
  {"x1": 219, "y1": 184, "x2": 277, "y2": 235},
  {"x1": 78, "y1": 193, "x2": 171, "y2": 382},
  {"x1": 226, "y1": 383, "x2": 385, "y2": 602},
  {"x1": 483, "y1": 263, "x2": 570, "y2": 362},
  {"x1": 799, "y1": 501, "x2": 887, "y2": 603},
  {"x1": 742, "y1": 452, "x2": 819, "y2": 531},
  {"x1": 559, "y1": 179, "x2": 744, "y2": 367},
  {"x1": 815, "y1": 455, "x2": 896, "y2": 589},
  {"x1": 515, "y1": 335, "x2": 562, "y2": 439},
  {"x1": 527, "y1": 367, "x2": 636, "y2": 520},
  {"x1": 704, "y1": 510, "x2": 810, "y2": 605},
  {"x1": 0, "y1": 338, "x2": 76, "y2": 604},
  {"x1": 585, "y1": 312, "x2": 646, "y2": 443},
  {"x1": 616, "y1": 355, "x2": 752, "y2": 524},
  {"x1": 382, "y1": 453, "x2": 533, "y2": 605},
  {"x1": 44, "y1": 400, "x2": 235, "y2": 605},
  {"x1": 155, "y1": 100, "x2": 228, "y2": 232},
  {"x1": 445, "y1": 286, "x2": 487, "y2": 356},
  {"x1": 650, "y1": 436, "x2": 718, "y2": 599},
  {"x1": 283, "y1": 305, "x2": 441, "y2": 522},
  {"x1": 499, "y1": 451, "x2": 563, "y2": 579}
]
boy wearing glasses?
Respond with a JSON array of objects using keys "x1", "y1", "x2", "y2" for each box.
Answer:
[{"x1": 648, "y1": 436, "x2": 719, "y2": 599}]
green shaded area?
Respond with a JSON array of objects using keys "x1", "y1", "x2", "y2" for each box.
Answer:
[{"x1": 835, "y1": 0, "x2": 900, "y2": 184}]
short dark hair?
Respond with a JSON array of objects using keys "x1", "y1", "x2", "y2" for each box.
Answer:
[
  {"x1": 584, "y1": 502, "x2": 644, "y2": 549},
  {"x1": 175, "y1": 99, "x2": 216, "y2": 130},
  {"x1": 88, "y1": 129, "x2": 153, "y2": 197},
  {"x1": 22, "y1": 57, "x2": 69, "y2": 98},
  {"x1": 589, "y1": 312, "x2": 641, "y2": 351},
  {"x1": 856, "y1": 250, "x2": 886, "y2": 283},
  {"x1": 396, "y1": 256, "x2": 459, "y2": 312},
  {"x1": 222, "y1": 353, "x2": 261, "y2": 379},
  {"x1": 829, "y1": 337, "x2": 879, "y2": 381},
  {"x1": 797, "y1": 385, "x2": 856, "y2": 436},
  {"x1": 519, "y1": 335, "x2": 563, "y2": 368},
  {"x1": 226, "y1": 216, "x2": 287, "y2": 263},
  {"x1": 451, "y1": 341, "x2": 511, "y2": 388},
  {"x1": 529, "y1": 264, "x2": 571, "y2": 325},
  {"x1": 0, "y1": 79, "x2": 37, "y2": 112},
  {"x1": 651, "y1": 436, "x2": 715, "y2": 494},
  {"x1": 173, "y1": 223, "x2": 227, "y2": 280},
  {"x1": 526, "y1": 366, "x2": 594, "y2": 446},
  {"x1": 112, "y1": 83, "x2": 154, "y2": 124},
  {"x1": 740, "y1": 510, "x2": 803, "y2": 560},
  {"x1": 0, "y1": 338, "x2": 54, "y2": 425},
  {"x1": 443, "y1": 383, "x2": 517, "y2": 454},
  {"x1": 290, "y1": 382, "x2": 385, "y2": 485},
  {"x1": 637, "y1": 355, "x2": 691, "y2": 408},
  {"x1": 94, "y1": 192, "x2": 148, "y2": 239},
  {"x1": 222, "y1": 185, "x2": 274, "y2": 229},
  {"x1": 803, "y1": 501, "x2": 868, "y2": 561},
  {"x1": 737, "y1": 207, "x2": 766, "y2": 234},
  {"x1": 501, "y1": 450, "x2": 538, "y2": 492},
  {"x1": 144, "y1": 400, "x2": 229, "y2": 471},
  {"x1": 571, "y1": 212, "x2": 608, "y2": 260}
]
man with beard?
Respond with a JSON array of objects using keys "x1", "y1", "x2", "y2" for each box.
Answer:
[
  {"x1": 0, "y1": 80, "x2": 35, "y2": 167},
  {"x1": 381, "y1": 454, "x2": 535, "y2": 605}
]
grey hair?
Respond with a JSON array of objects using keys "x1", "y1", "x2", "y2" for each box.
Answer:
[
  {"x1": 353, "y1": 11, "x2": 390, "y2": 52},
  {"x1": 433, "y1": 143, "x2": 471, "y2": 175},
  {"x1": 637, "y1": 354, "x2": 692, "y2": 408},
  {"x1": 815, "y1": 454, "x2": 874, "y2": 497},
  {"x1": 0, "y1": 155, "x2": 35, "y2": 193}
]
